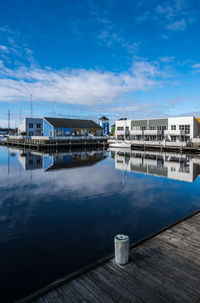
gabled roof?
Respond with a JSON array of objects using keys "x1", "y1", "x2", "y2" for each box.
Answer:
[
  {"x1": 99, "y1": 116, "x2": 109, "y2": 121},
  {"x1": 44, "y1": 117, "x2": 103, "y2": 129}
]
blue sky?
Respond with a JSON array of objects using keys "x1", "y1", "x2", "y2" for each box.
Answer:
[{"x1": 0, "y1": 0, "x2": 200, "y2": 127}]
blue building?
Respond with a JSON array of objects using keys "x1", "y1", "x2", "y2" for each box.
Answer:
[
  {"x1": 99, "y1": 116, "x2": 109, "y2": 135},
  {"x1": 43, "y1": 117, "x2": 103, "y2": 137}
]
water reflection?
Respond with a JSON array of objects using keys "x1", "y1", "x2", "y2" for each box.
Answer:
[
  {"x1": 111, "y1": 148, "x2": 200, "y2": 182},
  {"x1": 17, "y1": 149, "x2": 107, "y2": 171}
]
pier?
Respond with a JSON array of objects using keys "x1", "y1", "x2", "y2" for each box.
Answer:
[
  {"x1": 2, "y1": 136, "x2": 108, "y2": 151},
  {"x1": 16, "y1": 211, "x2": 200, "y2": 303}
]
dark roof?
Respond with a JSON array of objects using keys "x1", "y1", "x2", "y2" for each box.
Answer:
[
  {"x1": 99, "y1": 116, "x2": 109, "y2": 121},
  {"x1": 118, "y1": 118, "x2": 127, "y2": 120},
  {"x1": 44, "y1": 117, "x2": 102, "y2": 129},
  {"x1": 45, "y1": 154, "x2": 107, "y2": 171}
]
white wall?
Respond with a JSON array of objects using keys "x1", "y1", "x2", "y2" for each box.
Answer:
[
  {"x1": 168, "y1": 116, "x2": 194, "y2": 138},
  {"x1": 18, "y1": 119, "x2": 26, "y2": 135},
  {"x1": 115, "y1": 120, "x2": 131, "y2": 138}
]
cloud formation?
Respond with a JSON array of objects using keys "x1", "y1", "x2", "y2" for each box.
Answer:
[
  {"x1": 0, "y1": 59, "x2": 162, "y2": 106},
  {"x1": 166, "y1": 19, "x2": 186, "y2": 31}
]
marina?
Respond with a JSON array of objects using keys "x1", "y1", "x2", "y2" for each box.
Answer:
[
  {"x1": 17, "y1": 211, "x2": 200, "y2": 303},
  {"x1": 1, "y1": 1, "x2": 200, "y2": 302}
]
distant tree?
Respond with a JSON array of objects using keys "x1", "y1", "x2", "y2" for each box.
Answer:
[{"x1": 20, "y1": 131, "x2": 27, "y2": 136}]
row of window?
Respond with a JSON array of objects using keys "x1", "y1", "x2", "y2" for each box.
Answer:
[
  {"x1": 171, "y1": 125, "x2": 190, "y2": 134},
  {"x1": 29, "y1": 123, "x2": 41, "y2": 128},
  {"x1": 171, "y1": 124, "x2": 190, "y2": 130},
  {"x1": 131, "y1": 126, "x2": 167, "y2": 131}
]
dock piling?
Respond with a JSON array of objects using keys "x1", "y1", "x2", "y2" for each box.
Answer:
[{"x1": 114, "y1": 234, "x2": 129, "y2": 265}]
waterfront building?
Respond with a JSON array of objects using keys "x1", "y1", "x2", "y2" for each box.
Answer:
[
  {"x1": 18, "y1": 117, "x2": 43, "y2": 136},
  {"x1": 43, "y1": 117, "x2": 103, "y2": 137},
  {"x1": 115, "y1": 116, "x2": 200, "y2": 142},
  {"x1": 98, "y1": 116, "x2": 109, "y2": 135}
]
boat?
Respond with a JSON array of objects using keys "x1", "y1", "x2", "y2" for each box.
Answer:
[{"x1": 109, "y1": 141, "x2": 131, "y2": 148}]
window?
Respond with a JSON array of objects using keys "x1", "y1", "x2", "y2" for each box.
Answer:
[
  {"x1": 150, "y1": 126, "x2": 155, "y2": 130},
  {"x1": 37, "y1": 159, "x2": 41, "y2": 164},
  {"x1": 28, "y1": 159, "x2": 33, "y2": 165},
  {"x1": 132, "y1": 126, "x2": 140, "y2": 130},
  {"x1": 171, "y1": 136, "x2": 176, "y2": 141},
  {"x1": 125, "y1": 126, "x2": 129, "y2": 130},
  {"x1": 171, "y1": 125, "x2": 176, "y2": 130},
  {"x1": 37, "y1": 123, "x2": 41, "y2": 128},
  {"x1": 142, "y1": 126, "x2": 146, "y2": 130},
  {"x1": 117, "y1": 127, "x2": 124, "y2": 131},
  {"x1": 29, "y1": 123, "x2": 33, "y2": 128},
  {"x1": 55, "y1": 129, "x2": 63, "y2": 136},
  {"x1": 162, "y1": 126, "x2": 166, "y2": 130},
  {"x1": 179, "y1": 125, "x2": 190, "y2": 134},
  {"x1": 29, "y1": 131, "x2": 33, "y2": 136}
]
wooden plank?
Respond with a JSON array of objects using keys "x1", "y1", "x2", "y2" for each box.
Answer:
[
  {"x1": 69, "y1": 279, "x2": 101, "y2": 302},
  {"x1": 77, "y1": 273, "x2": 114, "y2": 303},
  {"x1": 134, "y1": 240, "x2": 200, "y2": 282},
  {"x1": 94, "y1": 265, "x2": 140, "y2": 302},
  {"x1": 84, "y1": 269, "x2": 126, "y2": 302},
  {"x1": 60, "y1": 283, "x2": 88, "y2": 303},
  {"x1": 130, "y1": 245, "x2": 199, "y2": 299},
  {"x1": 106, "y1": 261, "x2": 170, "y2": 303},
  {"x1": 129, "y1": 253, "x2": 196, "y2": 302}
]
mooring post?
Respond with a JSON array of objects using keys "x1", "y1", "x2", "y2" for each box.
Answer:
[{"x1": 114, "y1": 234, "x2": 129, "y2": 265}]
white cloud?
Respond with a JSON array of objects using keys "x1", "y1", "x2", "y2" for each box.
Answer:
[
  {"x1": 156, "y1": 5, "x2": 175, "y2": 20},
  {"x1": 0, "y1": 59, "x2": 163, "y2": 106},
  {"x1": 166, "y1": 19, "x2": 186, "y2": 31},
  {"x1": 159, "y1": 56, "x2": 175, "y2": 63},
  {"x1": 192, "y1": 63, "x2": 200, "y2": 69},
  {"x1": 0, "y1": 45, "x2": 9, "y2": 53}
]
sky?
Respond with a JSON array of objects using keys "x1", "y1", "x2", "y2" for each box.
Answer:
[{"x1": 0, "y1": 0, "x2": 200, "y2": 127}]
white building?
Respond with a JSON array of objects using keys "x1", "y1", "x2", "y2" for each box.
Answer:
[
  {"x1": 18, "y1": 117, "x2": 43, "y2": 136},
  {"x1": 115, "y1": 116, "x2": 200, "y2": 142}
]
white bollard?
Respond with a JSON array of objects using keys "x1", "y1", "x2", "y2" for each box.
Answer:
[{"x1": 114, "y1": 234, "x2": 129, "y2": 265}]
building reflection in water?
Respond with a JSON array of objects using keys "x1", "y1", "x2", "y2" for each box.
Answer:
[
  {"x1": 111, "y1": 149, "x2": 200, "y2": 183},
  {"x1": 17, "y1": 150, "x2": 107, "y2": 172}
]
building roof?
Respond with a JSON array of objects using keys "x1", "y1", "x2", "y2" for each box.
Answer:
[
  {"x1": 99, "y1": 116, "x2": 109, "y2": 121},
  {"x1": 44, "y1": 117, "x2": 103, "y2": 129},
  {"x1": 45, "y1": 158, "x2": 104, "y2": 171}
]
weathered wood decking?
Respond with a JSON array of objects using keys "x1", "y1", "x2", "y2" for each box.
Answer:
[{"x1": 17, "y1": 212, "x2": 200, "y2": 303}]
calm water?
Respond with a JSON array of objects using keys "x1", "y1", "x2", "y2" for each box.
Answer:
[{"x1": 1, "y1": 146, "x2": 200, "y2": 302}]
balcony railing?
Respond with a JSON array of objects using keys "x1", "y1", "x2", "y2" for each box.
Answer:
[
  {"x1": 130, "y1": 130, "x2": 143, "y2": 135},
  {"x1": 144, "y1": 130, "x2": 163, "y2": 135},
  {"x1": 131, "y1": 129, "x2": 164, "y2": 136},
  {"x1": 164, "y1": 130, "x2": 185, "y2": 136}
]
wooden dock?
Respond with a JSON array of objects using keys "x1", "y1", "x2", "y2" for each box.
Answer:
[
  {"x1": 16, "y1": 211, "x2": 200, "y2": 303},
  {"x1": 3, "y1": 137, "x2": 108, "y2": 151}
]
